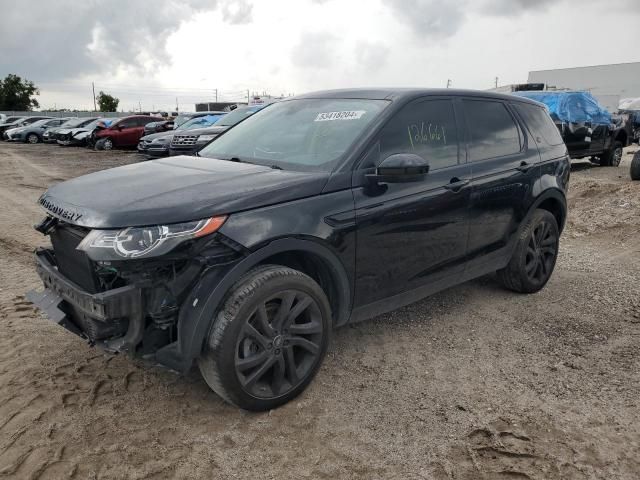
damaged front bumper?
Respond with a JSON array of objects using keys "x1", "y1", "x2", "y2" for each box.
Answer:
[{"x1": 28, "y1": 248, "x2": 144, "y2": 355}]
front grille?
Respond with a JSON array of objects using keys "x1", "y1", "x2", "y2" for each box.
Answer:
[
  {"x1": 50, "y1": 225, "x2": 99, "y2": 293},
  {"x1": 171, "y1": 135, "x2": 198, "y2": 147}
]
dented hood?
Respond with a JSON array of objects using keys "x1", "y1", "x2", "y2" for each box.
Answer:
[{"x1": 39, "y1": 156, "x2": 329, "y2": 229}]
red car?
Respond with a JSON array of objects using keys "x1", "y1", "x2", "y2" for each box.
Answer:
[{"x1": 95, "y1": 115, "x2": 163, "y2": 150}]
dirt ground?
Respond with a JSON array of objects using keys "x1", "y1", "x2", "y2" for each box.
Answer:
[{"x1": 0, "y1": 142, "x2": 638, "y2": 480}]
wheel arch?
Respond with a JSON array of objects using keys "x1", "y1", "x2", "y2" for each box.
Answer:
[
  {"x1": 169, "y1": 238, "x2": 352, "y2": 372},
  {"x1": 529, "y1": 188, "x2": 567, "y2": 233},
  {"x1": 614, "y1": 129, "x2": 628, "y2": 147}
]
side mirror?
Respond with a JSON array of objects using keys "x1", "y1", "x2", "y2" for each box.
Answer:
[{"x1": 366, "y1": 153, "x2": 429, "y2": 184}]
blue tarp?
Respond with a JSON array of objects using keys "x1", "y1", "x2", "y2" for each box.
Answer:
[{"x1": 514, "y1": 91, "x2": 612, "y2": 126}]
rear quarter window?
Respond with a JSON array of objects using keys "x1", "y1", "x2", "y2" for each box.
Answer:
[{"x1": 514, "y1": 102, "x2": 564, "y2": 146}]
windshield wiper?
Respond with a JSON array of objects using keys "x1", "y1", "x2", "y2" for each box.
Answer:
[{"x1": 269, "y1": 164, "x2": 283, "y2": 170}]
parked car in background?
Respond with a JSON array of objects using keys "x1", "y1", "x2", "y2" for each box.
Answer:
[
  {"x1": 143, "y1": 119, "x2": 175, "y2": 136},
  {"x1": 56, "y1": 118, "x2": 117, "y2": 146},
  {"x1": 94, "y1": 115, "x2": 163, "y2": 150},
  {"x1": 169, "y1": 110, "x2": 269, "y2": 156},
  {"x1": 1, "y1": 116, "x2": 52, "y2": 138},
  {"x1": 0, "y1": 115, "x2": 24, "y2": 126},
  {"x1": 28, "y1": 88, "x2": 569, "y2": 411},
  {"x1": 5, "y1": 117, "x2": 71, "y2": 143},
  {"x1": 514, "y1": 91, "x2": 629, "y2": 166},
  {"x1": 43, "y1": 117, "x2": 96, "y2": 143},
  {"x1": 138, "y1": 112, "x2": 227, "y2": 158}
]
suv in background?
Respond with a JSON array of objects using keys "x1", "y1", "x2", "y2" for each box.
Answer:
[
  {"x1": 94, "y1": 115, "x2": 163, "y2": 150},
  {"x1": 138, "y1": 112, "x2": 226, "y2": 158},
  {"x1": 28, "y1": 89, "x2": 569, "y2": 411},
  {"x1": 169, "y1": 105, "x2": 265, "y2": 157},
  {"x1": 515, "y1": 91, "x2": 629, "y2": 166}
]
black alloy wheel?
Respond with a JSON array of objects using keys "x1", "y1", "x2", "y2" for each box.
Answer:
[
  {"x1": 497, "y1": 209, "x2": 560, "y2": 293},
  {"x1": 234, "y1": 290, "x2": 324, "y2": 399},
  {"x1": 524, "y1": 219, "x2": 558, "y2": 285},
  {"x1": 199, "y1": 265, "x2": 331, "y2": 411}
]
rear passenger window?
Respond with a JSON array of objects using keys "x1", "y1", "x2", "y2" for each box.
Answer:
[
  {"x1": 379, "y1": 99, "x2": 459, "y2": 170},
  {"x1": 514, "y1": 103, "x2": 564, "y2": 146},
  {"x1": 464, "y1": 100, "x2": 521, "y2": 161}
]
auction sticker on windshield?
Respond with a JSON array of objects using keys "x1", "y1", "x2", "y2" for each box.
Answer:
[{"x1": 315, "y1": 111, "x2": 366, "y2": 122}]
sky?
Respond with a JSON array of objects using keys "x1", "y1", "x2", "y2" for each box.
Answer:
[{"x1": 1, "y1": 0, "x2": 639, "y2": 111}]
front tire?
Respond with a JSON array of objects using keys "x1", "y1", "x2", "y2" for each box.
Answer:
[
  {"x1": 100, "y1": 137, "x2": 114, "y2": 150},
  {"x1": 26, "y1": 133, "x2": 39, "y2": 144},
  {"x1": 497, "y1": 209, "x2": 560, "y2": 293},
  {"x1": 198, "y1": 265, "x2": 331, "y2": 411}
]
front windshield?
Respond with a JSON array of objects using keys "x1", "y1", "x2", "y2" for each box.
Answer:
[
  {"x1": 173, "y1": 114, "x2": 194, "y2": 128},
  {"x1": 29, "y1": 119, "x2": 51, "y2": 127},
  {"x1": 61, "y1": 117, "x2": 93, "y2": 128},
  {"x1": 177, "y1": 114, "x2": 225, "y2": 130},
  {"x1": 84, "y1": 118, "x2": 116, "y2": 130},
  {"x1": 216, "y1": 107, "x2": 261, "y2": 127},
  {"x1": 199, "y1": 99, "x2": 388, "y2": 171}
]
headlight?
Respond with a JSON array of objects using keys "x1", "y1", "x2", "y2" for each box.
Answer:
[
  {"x1": 152, "y1": 137, "x2": 168, "y2": 144},
  {"x1": 197, "y1": 134, "x2": 216, "y2": 142},
  {"x1": 77, "y1": 216, "x2": 227, "y2": 260}
]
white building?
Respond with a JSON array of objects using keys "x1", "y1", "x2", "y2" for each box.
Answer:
[{"x1": 527, "y1": 62, "x2": 640, "y2": 112}]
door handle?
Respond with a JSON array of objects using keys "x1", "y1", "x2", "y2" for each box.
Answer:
[
  {"x1": 443, "y1": 178, "x2": 470, "y2": 193},
  {"x1": 516, "y1": 161, "x2": 532, "y2": 173}
]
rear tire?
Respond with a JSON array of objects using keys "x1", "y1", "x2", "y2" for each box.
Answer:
[
  {"x1": 198, "y1": 265, "x2": 331, "y2": 411},
  {"x1": 600, "y1": 141, "x2": 623, "y2": 167},
  {"x1": 631, "y1": 151, "x2": 640, "y2": 181},
  {"x1": 497, "y1": 210, "x2": 559, "y2": 294}
]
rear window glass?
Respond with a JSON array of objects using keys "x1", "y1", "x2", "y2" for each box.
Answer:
[
  {"x1": 514, "y1": 103, "x2": 564, "y2": 146},
  {"x1": 464, "y1": 100, "x2": 521, "y2": 161}
]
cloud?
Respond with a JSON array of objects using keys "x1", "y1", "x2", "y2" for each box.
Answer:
[
  {"x1": 382, "y1": 0, "x2": 467, "y2": 39},
  {"x1": 382, "y1": 0, "x2": 586, "y2": 39},
  {"x1": 0, "y1": 0, "x2": 249, "y2": 82},
  {"x1": 290, "y1": 32, "x2": 340, "y2": 69},
  {"x1": 481, "y1": 0, "x2": 555, "y2": 16},
  {"x1": 355, "y1": 42, "x2": 390, "y2": 71},
  {"x1": 221, "y1": 0, "x2": 254, "y2": 24}
]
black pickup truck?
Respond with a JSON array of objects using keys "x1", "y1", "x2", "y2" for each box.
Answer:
[{"x1": 515, "y1": 91, "x2": 629, "y2": 167}]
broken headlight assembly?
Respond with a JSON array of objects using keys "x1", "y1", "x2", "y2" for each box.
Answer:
[{"x1": 77, "y1": 216, "x2": 227, "y2": 260}]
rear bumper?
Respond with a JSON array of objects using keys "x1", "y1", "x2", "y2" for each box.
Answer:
[{"x1": 28, "y1": 249, "x2": 143, "y2": 354}]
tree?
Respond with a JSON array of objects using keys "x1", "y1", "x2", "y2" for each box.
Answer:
[
  {"x1": 97, "y1": 91, "x2": 119, "y2": 112},
  {"x1": 0, "y1": 74, "x2": 40, "y2": 111}
]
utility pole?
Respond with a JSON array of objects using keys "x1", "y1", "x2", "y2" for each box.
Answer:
[
  {"x1": 495, "y1": 76, "x2": 499, "y2": 88},
  {"x1": 138, "y1": 101, "x2": 142, "y2": 112},
  {"x1": 214, "y1": 88, "x2": 218, "y2": 103},
  {"x1": 247, "y1": 89, "x2": 250, "y2": 104},
  {"x1": 446, "y1": 79, "x2": 452, "y2": 88},
  {"x1": 175, "y1": 97, "x2": 179, "y2": 112},
  {"x1": 92, "y1": 82, "x2": 97, "y2": 111}
]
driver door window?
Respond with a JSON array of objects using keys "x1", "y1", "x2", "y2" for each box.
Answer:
[{"x1": 378, "y1": 99, "x2": 460, "y2": 170}]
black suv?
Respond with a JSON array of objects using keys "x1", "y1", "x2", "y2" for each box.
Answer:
[{"x1": 28, "y1": 89, "x2": 570, "y2": 411}]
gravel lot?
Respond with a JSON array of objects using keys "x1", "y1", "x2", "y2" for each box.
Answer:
[{"x1": 0, "y1": 142, "x2": 638, "y2": 480}]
